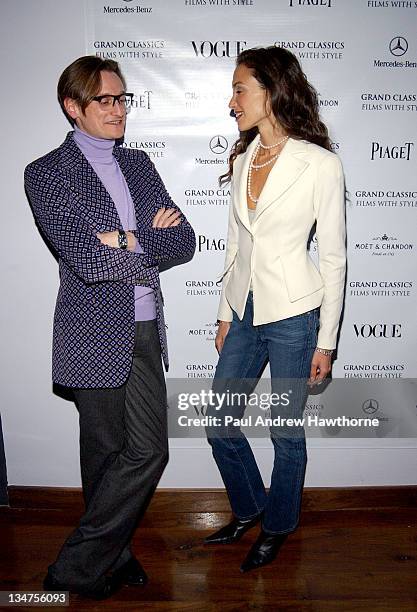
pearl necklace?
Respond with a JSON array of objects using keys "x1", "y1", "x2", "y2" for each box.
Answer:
[
  {"x1": 247, "y1": 136, "x2": 288, "y2": 204},
  {"x1": 259, "y1": 135, "x2": 289, "y2": 150}
]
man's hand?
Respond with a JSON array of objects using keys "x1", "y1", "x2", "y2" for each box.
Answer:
[
  {"x1": 308, "y1": 350, "x2": 332, "y2": 387},
  {"x1": 96, "y1": 230, "x2": 137, "y2": 252},
  {"x1": 152, "y1": 207, "x2": 181, "y2": 229},
  {"x1": 215, "y1": 320, "x2": 231, "y2": 354}
]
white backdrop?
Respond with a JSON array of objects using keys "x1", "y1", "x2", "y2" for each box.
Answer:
[{"x1": 1, "y1": 0, "x2": 416, "y2": 489}]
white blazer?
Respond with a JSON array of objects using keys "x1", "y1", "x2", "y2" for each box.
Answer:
[{"x1": 217, "y1": 135, "x2": 346, "y2": 350}]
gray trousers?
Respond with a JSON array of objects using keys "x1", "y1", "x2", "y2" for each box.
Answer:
[{"x1": 49, "y1": 320, "x2": 168, "y2": 591}]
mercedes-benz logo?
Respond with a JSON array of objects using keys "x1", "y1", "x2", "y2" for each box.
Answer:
[
  {"x1": 210, "y1": 135, "x2": 228, "y2": 155},
  {"x1": 389, "y1": 36, "x2": 408, "y2": 57},
  {"x1": 362, "y1": 399, "x2": 379, "y2": 414}
]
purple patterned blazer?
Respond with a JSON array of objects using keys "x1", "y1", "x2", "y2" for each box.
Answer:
[{"x1": 25, "y1": 132, "x2": 195, "y2": 388}]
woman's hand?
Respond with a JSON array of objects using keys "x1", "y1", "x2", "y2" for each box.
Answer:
[
  {"x1": 308, "y1": 350, "x2": 332, "y2": 387},
  {"x1": 96, "y1": 230, "x2": 137, "y2": 251},
  {"x1": 215, "y1": 320, "x2": 231, "y2": 354}
]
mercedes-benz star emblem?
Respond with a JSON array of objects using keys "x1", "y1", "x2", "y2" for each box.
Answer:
[
  {"x1": 210, "y1": 135, "x2": 228, "y2": 155},
  {"x1": 362, "y1": 399, "x2": 379, "y2": 415},
  {"x1": 389, "y1": 36, "x2": 408, "y2": 57}
]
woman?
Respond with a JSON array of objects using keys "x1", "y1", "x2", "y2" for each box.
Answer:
[{"x1": 205, "y1": 46, "x2": 346, "y2": 572}]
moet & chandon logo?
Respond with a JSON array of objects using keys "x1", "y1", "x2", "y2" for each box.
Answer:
[
  {"x1": 354, "y1": 233, "x2": 413, "y2": 256},
  {"x1": 188, "y1": 322, "x2": 218, "y2": 341}
]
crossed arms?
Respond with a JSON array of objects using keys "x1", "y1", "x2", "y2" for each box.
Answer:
[{"x1": 24, "y1": 155, "x2": 195, "y2": 285}]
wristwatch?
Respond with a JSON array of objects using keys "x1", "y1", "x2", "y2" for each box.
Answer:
[{"x1": 118, "y1": 230, "x2": 128, "y2": 250}]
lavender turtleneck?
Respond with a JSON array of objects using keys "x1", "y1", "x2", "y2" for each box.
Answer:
[{"x1": 74, "y1": 125, "x2": 156, "y2": 321}]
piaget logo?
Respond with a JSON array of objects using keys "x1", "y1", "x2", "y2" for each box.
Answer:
[
  {"x1": 371, "y1": 141, "x2": 414, "y2": 160},
  {"x1": 289, "y1": 0, "x2": 332, "y2": 6},
  {"x1": 198, "y1": 235, "x2": 225, "y2": 252}
]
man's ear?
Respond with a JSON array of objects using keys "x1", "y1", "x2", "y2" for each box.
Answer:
[{"x1": 63, "y1": 98, "x2": 81, "y2": 121}]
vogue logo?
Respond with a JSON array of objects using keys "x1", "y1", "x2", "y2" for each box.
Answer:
[
  {"x1": 371, "y1": 141, "x2": 414, "y2": 160},
  {"x1": 353, "y1": 324, "x2": 402, "y2": 338},
  {"x1": 191, "y1": 40, "x2": 247, "y2": 57}
]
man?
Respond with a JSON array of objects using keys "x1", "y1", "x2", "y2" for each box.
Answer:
[{"x1": 25, "y1": 56, "x2": 195, "y2": 599}]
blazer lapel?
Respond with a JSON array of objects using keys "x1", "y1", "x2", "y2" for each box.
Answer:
[
  {"x1": 254, "y1": 137, "x2": 310, "y2": 222},
  {"x1": 234, "y1": 135, "x2": 260, "y2": 232},
  {"x1": 58, "y1": 132, "x2": 121, "y2": 231}
]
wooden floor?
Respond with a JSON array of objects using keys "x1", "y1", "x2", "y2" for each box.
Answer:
[{"x1": 0, "y1": 488, "x2": 416, "y2": 611}]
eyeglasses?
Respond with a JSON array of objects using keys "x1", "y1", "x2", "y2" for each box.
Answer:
[{"x1": 90, "y1": 93, "x2": 134, "y2": 113}]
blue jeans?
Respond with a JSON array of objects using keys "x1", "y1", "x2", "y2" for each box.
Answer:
[{"x1": 206, "y1": 292, "x2": 318, "y2": 534}]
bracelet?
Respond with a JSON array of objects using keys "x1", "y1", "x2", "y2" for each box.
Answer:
[
  {"x1": 315, "y1": 346, "x2": 333, "y2": 356},
  {"x1": 118, "y1": 230, "x2": 128, "y2": 250}
]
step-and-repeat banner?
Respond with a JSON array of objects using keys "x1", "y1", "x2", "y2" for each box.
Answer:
[{"x1": 85, "y1": 0, "x2": 416, "y2": 433}]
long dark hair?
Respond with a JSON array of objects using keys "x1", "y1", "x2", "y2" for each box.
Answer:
[{"x1": 220, "y1": 46, "x2": 331, "y2": 185}]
